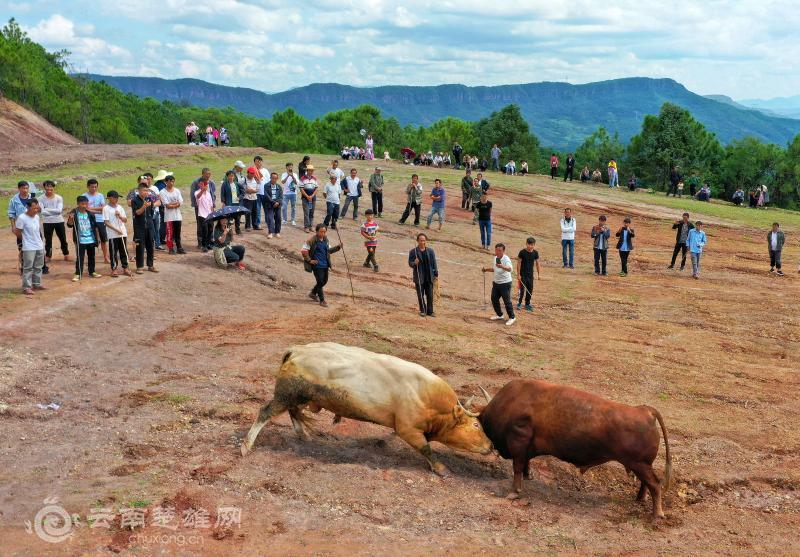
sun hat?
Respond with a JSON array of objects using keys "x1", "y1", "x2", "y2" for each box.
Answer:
[
  {"x1": 154, "y1": 170, "x2": 173, "y2": 182},
  {"x1": 234, "y1": 160, "x2": 246, "y2": 169}
]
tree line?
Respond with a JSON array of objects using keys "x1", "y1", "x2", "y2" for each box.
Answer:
[{"x1": 1, "y1": 19, "x2": 798, "y2": 208}]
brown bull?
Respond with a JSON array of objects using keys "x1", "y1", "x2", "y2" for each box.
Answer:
[{"x1": 477, "y1": 379, "x2": 672, "y2": 518}]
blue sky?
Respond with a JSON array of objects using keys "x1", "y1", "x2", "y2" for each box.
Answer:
[{"x1": 3, "y1": 0, "x2": 798, "y2": 99}]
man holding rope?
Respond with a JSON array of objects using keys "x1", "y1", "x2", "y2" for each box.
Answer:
[
  {"x1": 516, "y1": 237, "x2": 541, "y2": 311},
  {"x1": 482, "y1": 243, "x2": 515, "y2": 326},
  {"x1": 408, "y1": 233, "x2": 438, "y2": 317}
]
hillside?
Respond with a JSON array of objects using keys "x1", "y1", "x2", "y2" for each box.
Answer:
[
  {"x1": 0, "y1": 97, "x2": 79, "y2": 152},
  {"x1": 739, "y1": 94, "x2": 800, "y2": 119},
  {"x1": 83, "y1": 74, "x2": 800, "y2": 149}
]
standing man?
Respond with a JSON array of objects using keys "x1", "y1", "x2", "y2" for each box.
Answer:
[
  {"x1": 668, "y1": 166, "x2": 682, "y2": 197},
  {"x1": 85, "y1": 179, "x2": 110, "y2": 263},
  {"x1": 103, "y1": 191, "x2": 132, "y2": 277},
  {"x1": 560, "y1": 207, "x2": 576, "y2": 269},
  {"x1": 490, "y1": 144, "x2": 501, "y2": 172},
  {"x1": 768, "y1": 222, "x2": 785, "y2": 275},
  {"x1": 615, "y1": 217, "x2": 635, "y2": 277},
  {"x1": 460, "y1": 169, "x2": 472, "y2": 210},
  {"x1": 516, "y1": 237, "x2": 541, "y2": 311},
  {"x1": 281, "y1": 163, "x2": 299, "y2": 226},
  {"x1": 482, "y1": 243, "x2": 515, "y2": 326},
  {"x1": 426, "y1": 179, "x2": 446, "y2": 231},
  {"x1": 39, "y1": 180, "x2": 70, "y2": 264},
  {"x1": 452, "y1": 142, "x2": 463, "y2": 170},
  {"x1": 341, "y1": 168, "x2": 362, "y2": 220},
  {"x1": 194, "y1": 179, "x2": 215, "y2": 251},
  {"x1": 368, "y1": 166, "x2": 384, "y2": 217},
  {"x1": 242, "y1": 167, "x2": 259, "y2": 231},
  {"x1": 131, "y1": 181, "x2": 157, "y2": 273},
  {"x1": 300, "y1": 165, "x2": 319, "y2": 233},
  {"x1": 14, "y1": 198, "x2": 45, "y2": 295},
  {"x1": 301, "y1": 224, "x2": 342, "y2": 308},
  {"x1": 323, "y1": 173, "x2": 342, "y2": 230},
  {"x1": 399, "y1": 174, "x2": 423, "y2": 226},
  {"x1": 220, "y1": 170, "x2": 241, "y2": 234},
  {"x1": 564, "y1": 153, "x2": 576, "y2": 182},
  {"x1": 254, "y1": 156, "x2": 269, "y2": 230},
  {"x1": 67, "y1": 195, "x2": 100, "y2": 281},
  {"x1": 264, "y1": 172, "x2": 283, "y2": 239},
  {"x1": 8, "y1": 181, "x2": 35, "y2": 273},
  {"x1": 687, "y1": 221, "x2": 707, "y2": 279},
  {"x1": 668, "y1": 212, "x2": 694, "y2": 270},
  {"x1": 408, "y1": 232, "x2": 438, "y2": 317},
  {"x1": 190, "y1": 168, "x2": 217, "y2": 241},
  {"x1": 475, "y1": 192, "x2": 493, "y2": 249},
  {"x1": 591, "y1": 215, "x2": 611, "y2": 275},
  {"x1": 160, "y1": 174, "x2": 185, "y2": 254},
  {"x1": 550, "y1": 153, "x2": 559, "y2": 179},
  {"x1": 328, "y1": 159, "x2": 345, "y2": 187}
]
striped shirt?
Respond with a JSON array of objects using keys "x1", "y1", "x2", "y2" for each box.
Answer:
[{"x1": 361, "y1": 220, "x2": 379, "y2": 247}]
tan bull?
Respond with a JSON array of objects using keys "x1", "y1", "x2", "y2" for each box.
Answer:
[{"x1": 241, "y1": 342, "x2": 492, "y2": 474}]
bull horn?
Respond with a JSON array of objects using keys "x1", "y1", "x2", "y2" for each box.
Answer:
[
  {"x1": 464, "y1": 395, "x2": 475, "y2": 408},
  {"x1": 479, "y1": 386, "x2": 492, "y2": 403},
  {"x1": 457, "y1": 400, "x2": 479, "y2": 418}
]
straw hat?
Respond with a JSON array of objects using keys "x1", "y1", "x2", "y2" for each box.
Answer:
[{"x1": 154, "y1": 169, "x2": 173, "y2": 182}]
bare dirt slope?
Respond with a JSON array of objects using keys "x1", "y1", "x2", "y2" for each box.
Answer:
[
  {"x1": 0, "y1": 97, "x2": 80, "y2": 154},
  {"x1": 0, "y1": 152, "x2": 798, "y2": 556}
]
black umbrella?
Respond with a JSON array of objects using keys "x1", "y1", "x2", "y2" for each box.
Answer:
[{"x1": 206, "y1": 205, "x2": 251, "y2": 222}]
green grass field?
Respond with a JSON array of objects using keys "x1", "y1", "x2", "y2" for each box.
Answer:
[{"x1": 3, "y1": 150, "x2": 798, "y2": 231}]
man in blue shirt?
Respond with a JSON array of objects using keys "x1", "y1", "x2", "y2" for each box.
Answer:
[
  {"x1": 615, "y1": 217, "x2": 635, "y2": 277},
  {"x1": 687, "y1": 221, "x2": 707, "y2": 279},
  {"x1": 85, "y1": 179, "x2": 109, "y2": 264},
  {"x1": 8, "y1": 181, "x2": 34, "y2": 274},
  {"x1": 426, "y1": 179, "x2": 446, "y2": 231}
]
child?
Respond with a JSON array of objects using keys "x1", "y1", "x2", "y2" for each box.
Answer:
[
  {"x1": 66, "y1": 195, "x2": 101, "y2": 281},
  {"x1": 516, "y1": 237, "x2": 540, "y2": 311},
  {"x1": 14, "y1": 198, "x2": 45, "y2": 295},
  {"x1": 687, "y1": 221, "x2": 707, "y2": 279},
  {"x1": 361, "y1": 209, "x2": 379, "y2": 272},
  {"x1": 615, "y1": 217, "x2": 635, "y2": 277},
  {"x1": 103, "y1": 190, "x2": 132, "y2": 277}
]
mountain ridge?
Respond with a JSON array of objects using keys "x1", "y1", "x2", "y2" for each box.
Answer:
[{"x1": 81, "y1": 74, "x2": 800, "y2": 149}]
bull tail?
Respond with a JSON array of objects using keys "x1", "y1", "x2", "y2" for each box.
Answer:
[{"x1": 649, "y1": 406, "x2": 672, "y2": 492}]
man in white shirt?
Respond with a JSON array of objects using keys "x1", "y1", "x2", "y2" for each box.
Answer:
[
  {"x1": 482, "y1": 243, "x2": 515, "y2": 325},
  {"x1": 328, "y1": 159, "x2": 345, "y2": 187},
  {"x1": 14, "y1": 198, "x2": 45, "y2": 294},
  {"x1": 253, "y1": 156, "x2": 269, "y2": 230},
  {"x1": 159, "y1": 175, "x2": 185, "y2": 254},
  {"x1": 560, "y1": 207, "x2": 577, "y2": 269},
  {"x1": 281, "y1": 162, "x2": 299, "y2": 226},
  {"x1": 102, "y1": 191, "x2": 132, "y2": 277},
  {"x1": 39, "y1": 180, "x2": 69, "y2": 263},
  {"x1": 323, "y1": 174, "x2": 343, "y2": 230},
  {"x1": 340, "y1": 168, "x2": 362, "y2": 220}
]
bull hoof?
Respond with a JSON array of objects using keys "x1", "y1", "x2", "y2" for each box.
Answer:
[
  {"x1": 653, "y1": 511, "x2": 666, "y2": 520},
  {"x1": 240, "y1": 443, "x2": 251, "y2": 457},
  {"x1": 431, "y1": 462, "x2": 450, "y2": 477},
  {"x1": 505, "y1": 492, "x2": 520, "y2": 501}
]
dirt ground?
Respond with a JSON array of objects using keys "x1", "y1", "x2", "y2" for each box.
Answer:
[{"x1": 0, "y1": 146, "x2": 798, "y2": 556}]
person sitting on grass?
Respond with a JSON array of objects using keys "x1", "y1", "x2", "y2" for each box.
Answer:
[{"x1": 212, "y1": 219, "x2": 246, "y2": 270}]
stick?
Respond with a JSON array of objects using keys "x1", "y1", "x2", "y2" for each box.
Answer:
[
  {"x1": 333, "y1": 225, "x2": 356, "y2": 303},
  {"x1": 413, "y1": 248, "x2": 426, "y2": 315},
  {"x1": 482, "y1": 271, "x2": 487, "y2": 309}
]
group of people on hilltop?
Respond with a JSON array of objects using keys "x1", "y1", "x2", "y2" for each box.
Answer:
[
  {"x1": 184, "y1": 121, "x2": 229, "y2": 147},
  {"x1": 8, "y1": 157, "x2": 792, "y2": 312}
]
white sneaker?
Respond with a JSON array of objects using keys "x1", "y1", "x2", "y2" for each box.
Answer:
[
  {"x1": 490, "y1": 315, "x2": 504, "y2": 321},
  {"x1": 292, "y1": 221, "x2": 296, "y2": 226},
  {"x1": 505, "y1": 318, "x2": 516, "y2": 326}
]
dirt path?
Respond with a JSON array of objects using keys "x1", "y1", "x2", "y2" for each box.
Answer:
[{"x1": 0, "y1": 153, "x2": 798, "y2": 555}]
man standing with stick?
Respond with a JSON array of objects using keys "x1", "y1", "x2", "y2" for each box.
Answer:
[
  {"x1": 408, "y1": 233, "x2": 438, "y2": 317},
  {"x1": 482, "y1": 243, "x2": 515, "y2": 326},
  {"x1": 516, "y1": 237, "x2": 540, "y2": 311}
]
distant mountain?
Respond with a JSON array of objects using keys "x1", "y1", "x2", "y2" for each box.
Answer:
[
  {"x1": 82, "y1": 74, "x2": 800, "y2": 149},
  {"x1": 738, "y1": 95, "x2": 800, "y2": 120}
]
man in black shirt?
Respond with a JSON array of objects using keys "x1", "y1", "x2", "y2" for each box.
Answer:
[
  {"x1": 668, "y1": 212, "x2": 694, "y2": 270},
  {"x1": 564, "y1": 154, "x2": 576, "y2": 182},
  {"x1": 516, "y1": 237, "x2": 541, "y2": 311},
  {"x1": 408, "y1": 233, "x2": 438, "y2": 317},
  {"x1": 131, "y1": 181, "x2": 157, "y2": 274}
]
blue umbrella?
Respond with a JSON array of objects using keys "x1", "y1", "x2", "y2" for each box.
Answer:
[{"x1": 207, "y1": 205, "x2": 250, "y2": 222}]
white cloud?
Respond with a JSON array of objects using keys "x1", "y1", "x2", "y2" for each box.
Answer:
[{"x1": 25, "y1": 14, "x2": 130, "y2": 61}]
